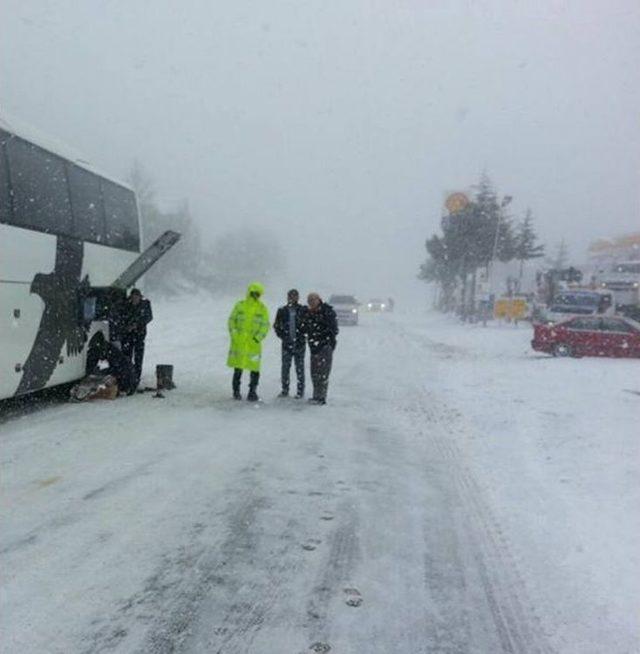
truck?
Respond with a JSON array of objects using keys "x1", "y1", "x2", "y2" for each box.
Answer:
[{"x1": 598, "y1": 261, "x2": 640, "y2": 311}]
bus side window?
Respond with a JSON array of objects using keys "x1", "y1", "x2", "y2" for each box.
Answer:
[
  {"x1": 0, "y1": 130, "x2": 11, "y2": 225},
  {"x1": 68, "y1": 163, "x2": 106, "y2": 244},
  {"x1": 6, "y1": 137, "x2": 73, "y2": 236},
  {"x1": 102, "y1": 181, "x2": 140, "y2": 252}
]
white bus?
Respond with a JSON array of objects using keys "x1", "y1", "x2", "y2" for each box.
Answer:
[{"x1": 0, "y1": 118, "x2": 143, "y2": 400}]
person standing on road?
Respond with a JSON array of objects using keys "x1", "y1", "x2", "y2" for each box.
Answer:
[
  {"x1": 121, "y1": 288, "x2": 153, "y2": 390},
  {"x1": 273, "y1": 289, "x2": 308, "y2": 398},
  {"x1": 227, "y1": 282, "x2": 270, "y2": 401},
  {"x1": 301, "y1": 292, "x2": 338, "y2": 405}
]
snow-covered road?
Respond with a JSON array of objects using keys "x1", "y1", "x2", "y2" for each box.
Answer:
[{"x1": 2, "y1": 297, "x2": 638, "y2": 654}]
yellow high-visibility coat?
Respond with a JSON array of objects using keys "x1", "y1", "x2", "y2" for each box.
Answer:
[{"x1": 227, "y1": 282, "x2": 270, "y2": 372}]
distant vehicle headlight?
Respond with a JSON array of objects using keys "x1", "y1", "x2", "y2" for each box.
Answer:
[
  {"x1": 600, "y1": 282, "x2": 607, "y2": 287},
  {"x1": 381, "y1": 303, "x2": 386, "y2": 308},
  {"x1": 352, "y1": 308, "x2": 358, "y2": 314},
  {"x1": 633, "y1": 282, "x2": 639, "y2": 288},
  {"x1": 367, "y1": 303, "x2": 372, "y2": 308}
]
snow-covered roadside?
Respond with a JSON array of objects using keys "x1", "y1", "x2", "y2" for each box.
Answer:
[
  {"x1": 1, "y1": 295, "x2": 638, "y2": 653},
  {"x1": 402, "y1": 313, "x2": 640, "y2": 654}
]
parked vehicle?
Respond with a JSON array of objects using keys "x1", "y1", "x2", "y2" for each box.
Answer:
[
  {"x1": 542, "y1": 289, "x2": 614, "y2": 324},
  {"x1": 0, "y1": 117, "x2": 181, "y2": 400},
  {"x1": 531, "y1": 316, "x2": 640, "y2": 358},
  {"x1": 598, "y1": 261, "x2": 640, "y2": 309},
  {"x1": 620, "y1": 304, "x2": 640, "y2": 323},
  {"x1": 366, "y1": 299, "x2": 387, "y2": 312},
  {"x1": 328, "y1": 294, "x2": 359, "y2": 325},
  {"x1": 538, "y1": 267, "x2": 584, "y2": 305}
]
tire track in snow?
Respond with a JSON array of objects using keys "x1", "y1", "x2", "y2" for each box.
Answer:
[
  {"x1": 377, "y1": 319, "x2": 555, "y2": 653},
  {"x1": 80, "y1": 471, "x2": 296, "y2": 654},
  {"x1": 403, "y1": 394, "x2": 556, "y2": 653},
  {"x1": 442, "y1": 428, "x2": 554, "y2": 654}
]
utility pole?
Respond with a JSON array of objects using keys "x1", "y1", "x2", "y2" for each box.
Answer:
[{"x1": 488, "y1": 195, "x2": 513, "y2": 295}]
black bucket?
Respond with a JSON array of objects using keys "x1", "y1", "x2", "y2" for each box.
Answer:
[{"x1": 156, "y1": 364, "x2": 176, "y2": 390}]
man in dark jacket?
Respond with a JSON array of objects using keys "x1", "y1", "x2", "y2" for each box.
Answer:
[
  {"x1": 121, "y1": 288, "x2": 153, "y2": 389},
  {"x1": 301, "y1": 292, "x2": 338, "y2": 405},
  {"x1": 86, "y1": 336, "x2": 136, "y2": 396},
  {"x1": 273, "y1": 289, "x2": 308, "y2": 398}
]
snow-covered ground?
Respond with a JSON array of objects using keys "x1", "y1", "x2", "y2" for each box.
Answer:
[{"x1": 1, "y1": 296, "x2": 638, "y2": 654}]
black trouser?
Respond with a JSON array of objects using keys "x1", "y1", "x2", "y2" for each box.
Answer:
[
  {"x1": 281, "y1": 344, "x2": 305, "y2": 395},
  {"x1": 106, "y1": 343, "x2": 135, "y2": 394},
  {"x1": 232, "y1": 368, "x2": 259, "y2": 393},
  {"x1": 122, "y1": 333, "x2": 145, "y2": 388},
  {"x1": 310, "y1": 345, "x2": 333, "y2": 401}
]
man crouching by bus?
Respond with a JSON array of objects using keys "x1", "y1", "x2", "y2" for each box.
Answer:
[{"x1": 121, "y1": 288, "x2": 153, "y2": 390}]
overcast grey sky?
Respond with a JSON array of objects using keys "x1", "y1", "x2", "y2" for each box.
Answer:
[{"x1": 2, "y1": 0, "x2": 639, "y2": 296}]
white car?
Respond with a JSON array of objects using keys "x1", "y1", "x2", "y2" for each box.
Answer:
[
  {"x1": 329, "y1": 294, "x2": 359, "y2": 326},
  {"x1": 366, "y1": 299, "x2": 387, "y2": 312}
]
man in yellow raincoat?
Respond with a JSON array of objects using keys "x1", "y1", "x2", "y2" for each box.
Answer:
[{"x1": 227, "y1": 282, "x2": 270, "y2": 401}]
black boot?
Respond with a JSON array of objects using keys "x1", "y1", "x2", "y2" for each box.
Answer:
[
  {"x1": 232, "y1": 368, "x2": 242, "y2": 400},
  {"x1": 247, "y1": 371, "x2": 260, "y2": 402}
]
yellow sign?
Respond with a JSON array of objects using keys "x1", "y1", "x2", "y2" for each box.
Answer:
[
  {"x1": 445, "y1": 192, "x2": 470, "y2": 214},
  {"x1": 494, "y1": 298, "x2": 528, "y2": 321}
]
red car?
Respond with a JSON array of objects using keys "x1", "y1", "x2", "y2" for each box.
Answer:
[{"x1": 532, "y1": 316, "x2": 640, "y2": 358}]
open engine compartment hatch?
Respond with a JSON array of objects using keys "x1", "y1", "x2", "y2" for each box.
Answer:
[{"x1": 111, "y1": 230, "x2": 181, "y2": 290}]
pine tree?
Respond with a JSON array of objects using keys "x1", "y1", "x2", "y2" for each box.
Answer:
[
  {"x1": 419, "y1": 173, "x2": 518, "y2": 315},
  {"x1": 419, "y1": 234, "x2": 458, "y2": 309},
  {"x1": 470, "y1": 173, "x2": 516, "y2": 264},
  {"x1": 548, "y1": 239, "x2": 569, "y2": 270},
  {"x1": 127, "y1": 162, "x2": 203, "y2": 294},
  {"x1": 514, "y1": 209, "x2": 545, "y2": 277},
  {"x1": 472, "y1": 173, "x2": 500, "y2": 264}
]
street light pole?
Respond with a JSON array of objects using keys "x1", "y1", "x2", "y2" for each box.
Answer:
[{"x1": 488, "y1": 195, "x2": 512, "y2": 294}]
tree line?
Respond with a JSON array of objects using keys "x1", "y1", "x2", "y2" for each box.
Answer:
[
  {"x1": 419, "y1": 174, "x2": 545, "y2": 314},
  {"x1": 128, "y1": 162, "x2": 285, "y2": 295}
]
